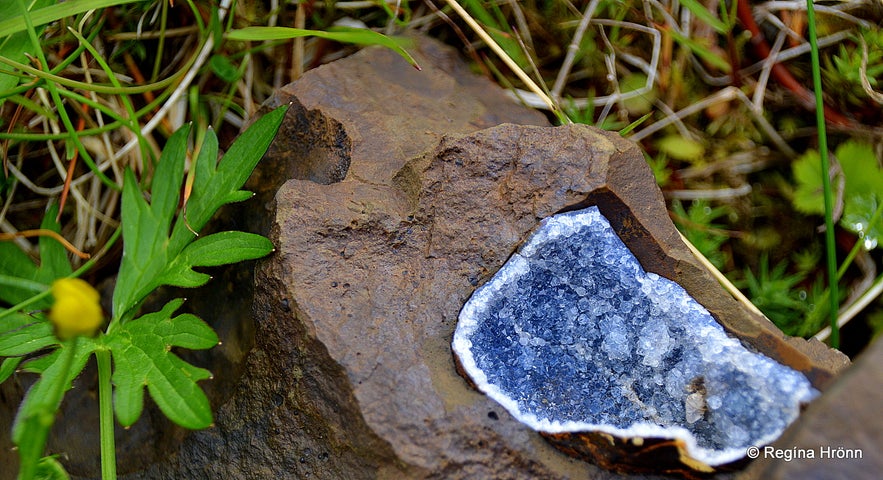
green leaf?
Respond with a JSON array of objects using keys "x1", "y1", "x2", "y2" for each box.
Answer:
[
  {"x1": 112, "y1": 169, "x2": 170, "y2": 319},
  {"x1": 158, "y1": 231, "x2": 274, "y2": 288},
  {"x1": 37, "y1": 207, "x2": 73, "y2": 281},
  {"x1": 12, "y1": 339, "x2": 96, "y2": 442},
  {"x1": 35, "y1": 456, "x2": 70, "y2": 480},
  {"x1": 791, "y1": 149, "x2": 826, "y2": 215},
  {"x1": 672, "y1": 199, "x2": 730, "y2": 270},
  {"x1": 112, "y1": 106, "x2": 286, "y2": 321},
  {"x1": 657, "y1": 135, "x2": 705, "y2": 162},
  {"x1": 225, "y1": 26, "x2": 419, "y2": 69},
  {"x1": 105, "y1": 299, "x2": 218, "y2": 428},
  {"x1": 0, "y1": 0, "x2": 54, "y2": 109},
  {"x1": 13, "y1": 338, "x2": 94, "y2": 479},
  {"x1": 0, "y1": 203, "x2": 71, "y2": 307},
  {"x1": 0, "y1": 0, "x2": 142, "y2": 38},
  {"x1": 113, "y1": 123, "x2": 191, "y2": 318},
  {"x1": 738, "y1": 253, "x2": 811, "y2": 334},
  {"x1": 620, "y1": 73, "x2": 656, "y2": 116},
  {"x1": 150, "y1": 127, "x2": 189, "y2": 235},
  {"x1": 209, "y1": 54, "x2": 241, "y2": 83},
  {"x1": 0, "y1": 312, "x2": 56, "y2": 357},
  {"x1": 792, "y1": 140, "x2": 883, "y2": 217},
  {"x1": 0, "y1": 273, "x2": 47, "y2": 296},
  {"x1": 175, "y1": 106, "x2": 286, "y2": 240},
  {"x1": 841, "y1": 193, "x2": 883, "y2": 250},
  {"x1": 0, "y1": 356, "x2": 21, "y2": 383},
  {"x1": 837, "y1": 141, "x2": 883, "y2": 198}
]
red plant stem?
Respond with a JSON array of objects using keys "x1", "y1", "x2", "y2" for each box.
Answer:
[{"x1": 736, "y1": 0, "x2": 853, "y2": 127}]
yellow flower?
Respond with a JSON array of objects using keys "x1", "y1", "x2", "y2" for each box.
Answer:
[{"x1": 49, "y1": 278, "x2": 104, "y2": 339}]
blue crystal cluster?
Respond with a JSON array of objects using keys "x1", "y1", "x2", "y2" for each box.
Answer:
[{"x1": 453, "y1": 206, "x2": 818, "y2": 466}]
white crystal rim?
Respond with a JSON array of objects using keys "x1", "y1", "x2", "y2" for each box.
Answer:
[{"x1": 452, "y1": 206, "x2": 818, "y2": 467}]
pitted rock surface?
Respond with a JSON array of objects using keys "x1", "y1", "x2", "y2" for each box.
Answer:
[{"x1": 112, "y1": 35, "x2": 849, "y2": 479}]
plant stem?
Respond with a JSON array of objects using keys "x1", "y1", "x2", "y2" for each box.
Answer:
[
  {"x1": 17, "y1": 338, "x2": 78, "y2": 480},
  {"x1": 805, "y1": 0, "x2": 839, "y2": 348},
  {"x1": 442, "y1": 0, "x2": 569, "y2": 123},
  {"x1": 96, "y1": 349, "x2": 117, "y2": 480}
]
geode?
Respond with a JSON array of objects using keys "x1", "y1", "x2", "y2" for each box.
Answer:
[{"x1": 452, "y1": 206, "x2": 819, "y2": 477}]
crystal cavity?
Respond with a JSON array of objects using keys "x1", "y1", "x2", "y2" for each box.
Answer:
[{"x1": 452, "y1": 206, "x2": 819, "y2": 466}]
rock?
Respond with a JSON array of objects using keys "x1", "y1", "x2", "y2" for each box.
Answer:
[
  {"x1": 244, "y1": 123, "x2": 665, "y2": 479},
  {"x1": 738, "y1": 336, "x2": 883, "y2": 480},
  {"x1": 118, "y1": 35, "x2": 848, "y2": 479},
  {"x1": 453, "y1": 206, "x2": 819, "y2": 475}
]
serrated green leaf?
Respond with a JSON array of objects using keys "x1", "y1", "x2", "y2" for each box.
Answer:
[
  {"x1": 113, "y1": 108, "x2": 286, "y2": 321},
  {"x1": 188, "y1": 127, "x2": 220, "y2": 221},
  {"x1": 113, "y1": 126, "x2": 191, "y2": 319},
  {"x1": 180, "y1": 231, "x2": 273, "y2": 266},
  {"x1": 224, "y1": 190, "x2": 254, "y2": 204},
  {"x1": 157, "y1": 231, "x2": 273, "y2": 288},
  {"x1": 105, "y1": 299, "x2": 217, "y2": 428},
  {"x1": 170, "y1": 106, "x2": 287, "y2": 248},
  {"x1": 153, "y1": 313, "x2": 220, "y2": 350},
  {"x1": 792, "y1": 140, "x2": 883, "y2": 217}
]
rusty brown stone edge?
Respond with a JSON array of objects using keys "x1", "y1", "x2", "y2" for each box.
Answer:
[{"x1": 540, "y1": 430, "x2": 750, "y2": 480}]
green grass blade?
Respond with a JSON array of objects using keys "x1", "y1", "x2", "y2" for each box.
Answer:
[
  {"x1": 679, "y1": 0, "x2": 729, "y2": 34},
  {"x1": 0, "y1": 0, "x2": 143, "y2": 37},
  {"x1": 225, "y1": 26, "x2": 419, "y2": 69},
  {"x1": 0, "y1": 0, "x2": 54, "y2": 110},
  {"x1": 13, "y1": 0, "x2": 118, "y2": 191},
  {"x1": 805, "y1": 0, "x2": 839, "y2": 348},
  {"x1": 670, "y1": 29, "x2": 731, "y2": 73}
]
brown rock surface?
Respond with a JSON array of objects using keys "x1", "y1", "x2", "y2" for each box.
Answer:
[
  {"x1": 246, "y1": 119, "x2": 711, "y2": 479},
  {"x1": 115, "y1": 36, "x2": 848, "y2": 479}
]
